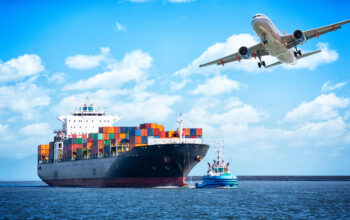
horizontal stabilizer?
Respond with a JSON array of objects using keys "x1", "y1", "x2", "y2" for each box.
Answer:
[
  {"x1": 296, "y1": 50, "x2": 322, "y2": 60},
  {"x1": 265, "y1": 50, "x2": 322, "y2": 68}
]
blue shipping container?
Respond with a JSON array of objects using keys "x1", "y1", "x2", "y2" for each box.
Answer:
[
  {"x1": 141, "y1": 136, "x2": 148, "y2": 144},
  {"x1": 147, "y1": 128, "x2": 154, "y2": 136},
  {"x1": 190, "y1": 129, "x2": 197, "y2": 136}
]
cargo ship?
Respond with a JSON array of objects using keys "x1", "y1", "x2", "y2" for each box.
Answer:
[{"x1": 37, "y1": 102, "x2": 209, "y2": 187}]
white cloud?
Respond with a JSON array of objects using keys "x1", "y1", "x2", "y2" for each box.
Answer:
[
  {"x1": 175, "y1": 34, "x2": 338, "y2": 77},
  {"x1": 115, "y1": 22, "x2": 126, "y2": 32},
  {"x1": 65, "y1": 47, "x2": 110, "y2": 70},
  {"x1": 48, "y1": 72, "x2": 65, "y2": 84},
  {"x1": 285, "y1": 93, "x2": 349, "y2": 123},
  {"x1": 0, "y1": 80, "x2": 50, "y2": 120},
  {"x1": 191, "y1": 75, "x2": 241, "y2": 96},
  {"x1": 63, "y1": 49, "x2": 152, "y2": 91},
  {"x1": 0, "y1": 54, "x2": 44, "y2": 83},
  {"x1": 321, "y1": 81, "x2": 347, "y2": 93},
  {"x1": 183, "y1": 97, "x2": 262, "y2": 131},
  {"x1": 170, "y1": 79, "x2": 189, "y2": 91},
  {"x1": 20, "y1": 122, "x2": 51, "y2": 136}
]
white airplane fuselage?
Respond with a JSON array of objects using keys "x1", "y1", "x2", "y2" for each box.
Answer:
[{"x1": 251, "y1": 15, "x2": 296, "y2": 64}]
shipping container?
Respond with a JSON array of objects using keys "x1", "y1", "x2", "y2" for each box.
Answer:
[
  {"x1": 109, "y1": 133, "x2": 115, "y2": 139},
  {"x1": 103, "y1": 133, "x2": 109, "y2": 140},
  {"x1": 190, "y1": 128, "x2": 197, "y2": 136},
  {"x1": 141, "y1": 136, "x2": 148, "y2": 144},
  {"x1": 141, "y1": 129, "x2": 147, "y2": 136}
]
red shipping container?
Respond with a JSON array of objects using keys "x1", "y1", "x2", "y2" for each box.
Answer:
[
  {"x1": 103, "y1": 133, "x2": 109, "y2": 140},
  {"x1": 196, "y1": 128, "x2": 202, "y2": 136},
  {"x1": 145, "y1": 123, "x2": 152, "y2": 129},
  {"x1": 77, "y1": 144, "x2": 83, "y2": 149},
  {"x1": 72, "y1": 134, "x2": 78, "y2": 138},
  {"x1": 98, "y1": 140, "x2": 103, "y2": 147},
  {"x1": 190, "y1": 136, "x2": 196, "y2": 138},
  {"x1": 114, "y1": 127, "x2": 120, "y2": 133},
  {"x1": 82, "y1": 134, "x2": 87, "y2": 138},
  {"x1": 103, "y1": 127, "x2": 108, "y2": 134},
  {"x1": 116, "y1": 138, "x2": 121, "y2": 144},
  {"x1": 115, "y1": 133, "x2": 120, "y2": 139},
  {"x1": 88, "y1": 138, "x2": 93, "y2": 143},
  {"x1": 159, "y1": 131, "x2": 165, "y2": 138},
  {"x1": 141, "y1": 129, "x2": 148, "y2": 136},
  {"x1": 153, "y1": 128, "x2": 160, "y2": 136}
]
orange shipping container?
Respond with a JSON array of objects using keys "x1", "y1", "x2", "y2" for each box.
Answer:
[
  {"x1": 157, "y1": 125, "x2": 164, "y2": 131},
  {"x1": 196, "y1": 128, "x2": 202, "y2": 136},
  {"x1": 141, "y1": 129, "x2": 147, "y2": 136},
  {"x1": 183, "y1": 128, "x2": 190, "y2": 136},
  {"x1": 114, "y1": 127, "x2": 120, "y2": 133},
  {"x1": 103, "y1": 127, "x2": 109, "y2": 134},
  {"x1": 120, "y1": 133, "x2": 126, "y2": 139},
  {"x1": 108, "y1": 127, "x2": 114, "y2": 133},
  {"x1": 151, "y1": 123, "x2": 157, "y2": 129}
]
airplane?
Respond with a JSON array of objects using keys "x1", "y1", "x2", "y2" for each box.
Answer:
[{"x1": 199, "y1": 14, "x2": 350, "y2": 69}]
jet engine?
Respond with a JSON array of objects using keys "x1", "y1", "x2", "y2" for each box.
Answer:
[
  {"x1": 293, "y1": 30, "x2": 307, "y2": 43},
  {"x1": 238, "y1": 46, "x2": 251, "y2": 59}
]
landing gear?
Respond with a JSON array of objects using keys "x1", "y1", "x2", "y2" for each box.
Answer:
[
  {"x1": 294, "y1": 46, "x2": 302, "y2": 57},
  {"x1": 257, "y1": 52, "x2": 266, "y2": 68},
  {"x1": 258, "y1": 61, "x2": 266, "y2": 68},
  {"x1": 262, "y1": 33, "x2": 268, "y2": 45}
]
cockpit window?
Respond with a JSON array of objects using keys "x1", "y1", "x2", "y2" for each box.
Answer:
[{"x1": 253, "y1": 15, "x2": 262, "y2": 19}]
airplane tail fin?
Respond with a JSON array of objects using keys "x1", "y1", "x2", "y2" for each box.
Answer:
[{"x1": 265, "y1": 50, "x2": 322, "y2": 68}]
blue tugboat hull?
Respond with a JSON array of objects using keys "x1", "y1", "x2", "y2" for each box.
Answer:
[{"x1": 195, "y1": 175, "x2": 238, "y2": 188}]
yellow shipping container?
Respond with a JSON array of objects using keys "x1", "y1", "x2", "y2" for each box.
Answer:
[
  {"x1": 108, "y1": 127, "x2": 114, "y2": 133},
  {"x1": 157, "y1": 125, "x2": 164, "y2": 131},
  {"x1": 120, "y1": 133, "x2": 126, "y2": 139},
  {"x1": 151, "y1": 123, "x2": 157, "y2": 129}
]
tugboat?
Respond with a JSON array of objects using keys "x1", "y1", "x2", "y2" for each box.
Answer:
[{"x1": 196, "y1": 141, "x2": 238, "y2": 188}]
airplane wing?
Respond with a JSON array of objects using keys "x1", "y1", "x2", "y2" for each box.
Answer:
[
  {"x1": 199, "y1": 42, "x2": 268, "y2": 68},
  {"x1": 265, "y1": 50, "x2": 322, "y2": 68},
  {"x1": 282, "y1": 19, "x2": 350, "y2": 49}
]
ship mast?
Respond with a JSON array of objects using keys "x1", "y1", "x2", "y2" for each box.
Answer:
[
  {"x1": 177, "y1": 113, "x2": 183, "y2": 141},
  {"x1": 215, "y1": 140, "x2": 224, "y2": 162}
]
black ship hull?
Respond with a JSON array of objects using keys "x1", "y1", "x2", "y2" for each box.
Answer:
[{"x1": 38, "y1": 144, "x2": 209, "y2": 187}]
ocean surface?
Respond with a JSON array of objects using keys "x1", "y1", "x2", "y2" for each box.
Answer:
[{"x1": 0, "y1": 181, "x2": 349, "y2": 219}]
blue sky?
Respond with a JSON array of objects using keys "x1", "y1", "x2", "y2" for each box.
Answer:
[{"x1": 1, "y1": 0, "x2": 350, "y2": 180}]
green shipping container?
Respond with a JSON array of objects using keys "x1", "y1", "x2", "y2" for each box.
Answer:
[
  {"x1": 89, "y1": 133, "x2": 93, "y2": 138},
  {"x1": 92, "y1": 133, "x2": 98, "y2": 140},
  {"x1": 77, "y1": 149, "x2": 83, "y2": 157},
  {"x1": 77, "y1": 138, "x2": 82, "y2": 144},
  {"x1": 103, "y1": 140, "x2": 110, "y2": 146},
  {"x1": 98, "y1": 133, "x2": 104, "y2": 140},
  {"x1": 109, "y1": 133, "x2": 115, "y2": 139}
]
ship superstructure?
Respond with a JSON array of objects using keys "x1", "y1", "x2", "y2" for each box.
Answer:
[{"x1": 57, "y1": 103, "x2": 120, "y2": 136}]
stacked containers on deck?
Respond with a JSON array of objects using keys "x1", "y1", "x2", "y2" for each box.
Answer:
[
  {"x1": 38, "y1": 144, "x2": 49, "y2": 162},
  {"x1": 41, "y1": 123, "x2": 203, "y2": 162}
]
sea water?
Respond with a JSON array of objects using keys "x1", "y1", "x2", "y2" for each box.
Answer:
[{"x1": 0, "y1": 181, "x2": 349, "y2": 219}]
